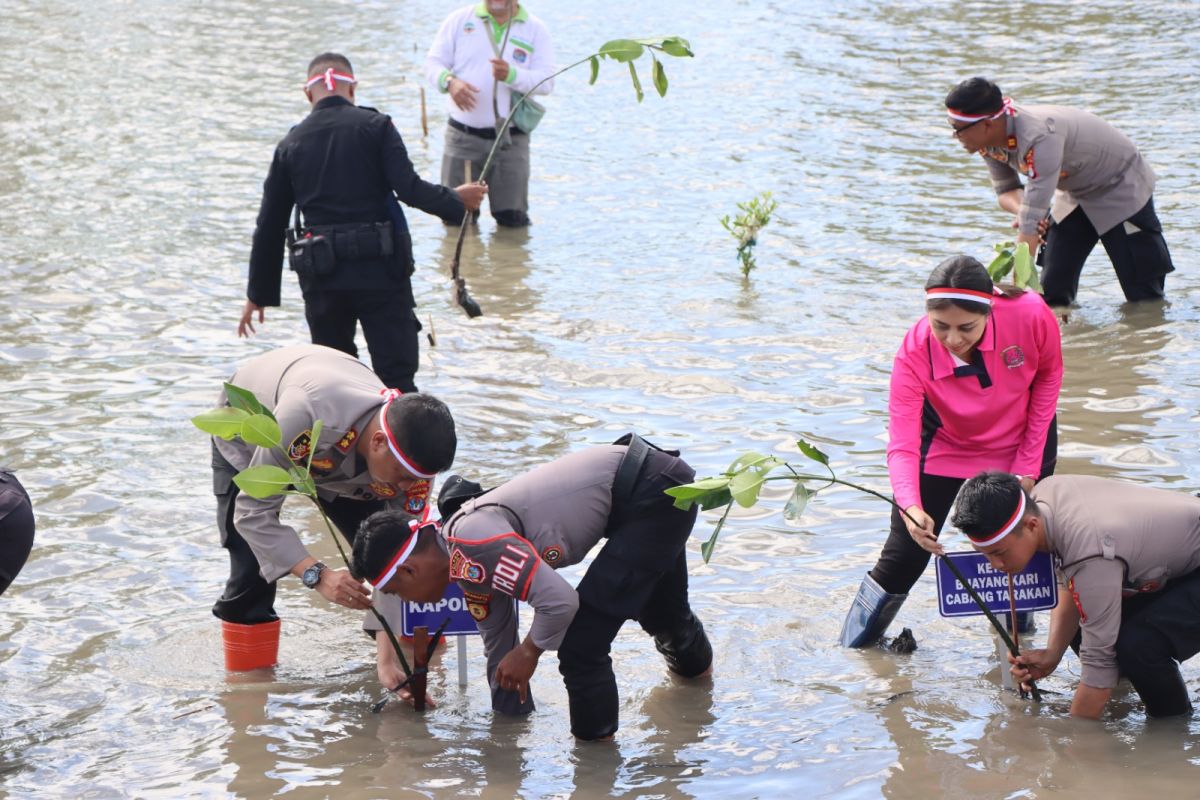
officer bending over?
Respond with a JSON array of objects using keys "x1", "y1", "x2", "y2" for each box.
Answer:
[
  {"x1": 240, "y1": 53, "x2": 487, "y2": 392},
  {"x1": 953, "y1": 471, "x2": 1200, "y2": 719},
  {"x1": 352, "y1": 437, "x2": 714, "y2": 740}
]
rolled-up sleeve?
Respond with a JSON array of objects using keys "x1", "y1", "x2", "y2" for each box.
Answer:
[{"x1": 1073, "y1": 560, "x2": 1126, "y2": 689}]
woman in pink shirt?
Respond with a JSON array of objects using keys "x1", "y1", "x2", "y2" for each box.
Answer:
[{"x1": 839, "y1": 255, "x2": 1063, "y2": 647}]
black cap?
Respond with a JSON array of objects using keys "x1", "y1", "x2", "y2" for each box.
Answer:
[{"x1": 437, "y1": 474, "x2": 487, "y2": 518}]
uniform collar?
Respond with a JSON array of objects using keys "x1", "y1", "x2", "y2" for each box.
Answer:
[
  {"x1": 314, "y1": 95, "x2": 353, "y2": 111},
  {"x1": 475, "y1": 2, "x2": 529, "y2": 22},
  {"x1": 929, "y1": 317, "x2": 995, "y2": 380}
]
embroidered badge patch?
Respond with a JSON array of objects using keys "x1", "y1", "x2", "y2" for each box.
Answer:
[
  {"x1": 335, "y1": 428, "x2": 358, "y2": 453},
  {"x1": 288, "y1": 430, "x2": 312, "y2": 462},
  {"x1": 405, "y1": 480, "x2": 430, "y2": 514},
  {"x1": 463, "y1": 20, "x2": 475, "y2": 33},
  {"x1": 1007, "y1": 135, "x2": 1018, "y2": 150},
  {"x1": 468, "y1": 601, "x2": 489, "y2": 620},
  {"x1": 310, "y1": 457, "x2": 335, "y2": 474},
  {"x1": 1022, "y1": 147, "x2": 1038, "y2": 178},
  {"x1": 540, "y1": 545, "x2": 563, "y2": 566},
  {"x1": 1001, "y1": 345, "x2": 1026, "y2": 369},
  {"x1": 1068, "y1": 577, "x2": 1087, "y2": 622},
  {"x1": 512, "y1": 48, "x2": 528, "y2": 63},
  {"x1": 449, "y1": 547, "x2": 487, "y2": 584},
  {"x1": 369, "y1": 482, "x2": 397, "y2": 499}
]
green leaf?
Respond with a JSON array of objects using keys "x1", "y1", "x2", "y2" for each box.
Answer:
[
  {"x1": 192, "y1": 407, "x2": 251, "y2": 440},
  {"x1": 797, "y1": 439, "x2": 829, "y2": 466},
  {"x1": 700, "y1": 514, "x2": 726, "y2": 564},
  {"x1": 288, "y1": 466, "x2": 316, "y2": 498},
  {"x1": 730, "y1": 469, "x2": 767, "y2": 508},
  {"x1": 588, "y1": 55, "x2": 600, "y2": 85},
  {"x1": 986, "y1": 251, "x2": 1013, "y2": 282},
  {"x1": 698, "y1": 488, "x2": 733, "y2": 511},
  {"x1": 783, "y1": 482, "x2": 809, "y2": 525},
  {"x1": 659, "y1": 37, "x2": 694, "y2": 58},
  {"x1": 665, "y1": 476, "x2": 733, "y2": 499},
  {"x1": 233, "y1": 465, "x2": 295, "y2": 499},
  {"x1": 729, "y1": 452, "x2": 781, "y2": 474},
  {"x1": 599, "y1": 39, "x2": 645, "y2": 63},
  {"x1": 627, "y1": 61, "x2": 644, "y2": 102},
  {"x1": 224, "y1": 383, "x2": 275, "y2": 422},
  {"x1": 308, "y1": 420, "x2": 324, "y2": 471},
  {"x1": 240, "y1": 413, "x2": 282, "y2": 449},
  {"x1": 652, "y1": 58, "x2": 668, "y2": 97},
  {"x1": 1013, "y1": 241, "x2": 1035, "y2": 289}
]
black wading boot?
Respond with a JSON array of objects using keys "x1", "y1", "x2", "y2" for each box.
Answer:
[{"x1": 839, "y1": 573, "x2": 907, "y2": 648}]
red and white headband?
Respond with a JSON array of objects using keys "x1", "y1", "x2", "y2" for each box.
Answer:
[
  {"x1": 305, "y1": 68, "x2": 357, "y2": 92},
  {"x1": 968, "y1": 490, "x2": 1026, "y2": 548},
  {"x1": 926, "y1": 287, "x2": 993, "y2": 306},
  {"x1": 378, "y1": 389, "x2": 437, "y2": 479},
  {"x1": 369, "y1": 520, "x2": 420, "y2": 587},
  {"x1": 947, "y1": 96, "x2": 1014, "y2": 123}
]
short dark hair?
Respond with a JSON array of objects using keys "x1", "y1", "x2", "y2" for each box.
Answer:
[
  {"x1": 386, "y1": 393, "x2": 457, "y2": 474},
  {"x1": 352, "y1": 510, "x2": 440, "y2": 581},
  {"x1": 925, "y1": 255, "x2": 995, "y2": 314},
  {"x1": 951, "y1": 471, "x2": 1037, "y2": 540},
  {"x1": 945, "y1": 77, "x2": 1003, "y2": 117},
  {"x1": 308, "y1": 52, "x2": 353, "y2": 78}
]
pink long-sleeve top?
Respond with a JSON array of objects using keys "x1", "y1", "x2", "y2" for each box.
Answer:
[{"x1": 887, "y1": 290, "x2": 1063, "y2": 512}]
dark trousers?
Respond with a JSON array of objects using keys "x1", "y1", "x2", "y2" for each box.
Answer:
[
  {"x1": 303, "y1": 289, "x2": 421, "y2": 392},
  {"x1": 210, "y1": 444, "x2": 383, "y2": 624},
  {"x1": 557, "y1": 450, "x2": 713, "y2": 740},
  {"x1": 0, "y1": 472, "x2": 35, "y2": 596},
  {"x1": 1040, "y1": 198, "x2": 1173, "y2": 306},
  {"x1": 871, "y1": 420, "x2": 1057, "y2": 595},
  {"x1": 1113, "y1": 568, "x2": 1200, "y2": 717}
]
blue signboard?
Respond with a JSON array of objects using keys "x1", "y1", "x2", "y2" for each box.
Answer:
[
  {"x1": 401, "y1": 583, "x2": 481, "y2": 637},
  {"x1": 936, "y1": 551, "x2": 1058, "y2": 618}
]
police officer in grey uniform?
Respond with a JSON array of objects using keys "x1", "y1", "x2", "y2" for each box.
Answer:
[
  {"x1": 945, "y1": 77, "x2": 1173, "y2": 307},
  {"x1": 953, "y1": 471, "x2": 1200, "y2": 719},
  {"x1": 210, "y1": 344, "x2": 456, "y2": 644},
  {"x1": 239, "y1": 53, "x2": 487, "y2": 392},
  {"x1": 352, "y1": 437, "x2": 713, "y2": 740}
]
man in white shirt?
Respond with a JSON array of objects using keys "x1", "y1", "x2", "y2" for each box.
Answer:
[{"x1": 426, "y1": 1, "x2": 555, "y2": 227}]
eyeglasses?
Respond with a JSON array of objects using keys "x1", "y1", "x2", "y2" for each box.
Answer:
[{"x1": 950, "y1": 118, "x2": 986, "y2": 139}]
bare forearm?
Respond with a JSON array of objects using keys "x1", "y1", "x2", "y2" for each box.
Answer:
[{"x1": 998, "y1": 188, "x2": 1024, "y2": 215}]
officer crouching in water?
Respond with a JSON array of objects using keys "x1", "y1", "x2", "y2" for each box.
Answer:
[
  {"x1": 351, "y1": 436, "x2": 714, "y2": 740},
  {"x1": 239, "y1": 53, "x2": 488, "y2": 392}
]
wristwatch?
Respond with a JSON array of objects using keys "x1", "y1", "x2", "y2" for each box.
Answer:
[{"x1": 301, "y1": 561, "x2": 327, "y2": 589}]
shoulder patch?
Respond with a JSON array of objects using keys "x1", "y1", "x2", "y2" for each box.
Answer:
[
  {"x1": 449, "y1": 547, "x2": 487, "y2": 584},
  {"x1": 491, "y1": 538, "x2": 539, "y2": 599},
  {"x1": 288, "y1": 430, "x2": 312, "y2": 462},
  {"x1": 335, "y1": 428, "x2": 358, "y2": 453},
  {"x1": 540, "y1": 545, "x2": 564, "y2": 566},
  {"x1": 1022, "y1": 147, "x2": 1038, "y2": 179},
  {"x1": 369, "y1": 482, "x2": 397, "y2": 499},
  {"x1": 310, "y1": 457, "x2": 336, "y2": 474},
  {"x1": 1068, "y1": 576, "x2": 1087, "y2": 623},
  {"x1": 405, "y1": 480, "x2": 431, "y2": 515}
]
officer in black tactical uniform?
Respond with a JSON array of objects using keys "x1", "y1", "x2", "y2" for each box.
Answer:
[{"x1": 239, "y1": 52, "x2": 487, "y2": 392}]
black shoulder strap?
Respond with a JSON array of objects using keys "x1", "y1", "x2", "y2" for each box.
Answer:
[{"x1": 612, "y1": 433, "x2": 651, "y2": 503}]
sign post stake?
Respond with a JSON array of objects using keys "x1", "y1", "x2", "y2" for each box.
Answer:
[
  {"x1": 457, "y1": 637, "x2": 468, "y2": 687},
  {"x1": 413, "y1": 626, "x2": 429, "y2": 712}
]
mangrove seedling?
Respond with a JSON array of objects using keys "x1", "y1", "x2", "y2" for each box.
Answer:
[
  {"x1": 447, "y1": 35, "x2": 694, "y2": 317},
  {"x1": 192, "y1": 383, "x2": 427, "y2": 707},
  {"x1": 987, "y1": 240, "x2": 1042, "y2": 292},
  {"x1": 667, "y1": 439, "x2": 1040, "y2": 700},
  {"x1": 720, "y1": 191, "x2": 778, "y2": 277}
]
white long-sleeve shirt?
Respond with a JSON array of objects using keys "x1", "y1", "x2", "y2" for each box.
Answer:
[{"x1": 425, "y1": 3, "x2": 555, "y2": 130}]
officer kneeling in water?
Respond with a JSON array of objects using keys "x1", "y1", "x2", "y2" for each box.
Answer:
[
  {"x1": 239, "y1": 52, "x2": 488, "y2": 393},
  {"x1": 953, "y1": 470, "x2": 1200, "y2": 719},
  {"x1": 351, "y1": 436, "x2": 714, "y2": 740}
]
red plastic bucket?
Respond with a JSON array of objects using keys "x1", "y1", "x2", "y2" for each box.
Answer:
[{"x1": 221, "y1": 619, "x2": 281, "y2": 671}]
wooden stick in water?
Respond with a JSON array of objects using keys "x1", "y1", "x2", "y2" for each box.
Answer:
[
  {"x1": 420, "y1": 86, "x2": 428, "y2": 138},
  {"x1": 413, "y1": 626, "x2": 429, "y2": 712},
  {"x1": 1008, "y1": 571, "x2": 1028, "y2": 700}
]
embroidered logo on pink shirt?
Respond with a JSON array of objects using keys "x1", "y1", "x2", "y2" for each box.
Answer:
[{"x1": 1002, "y1": 345, "x2": 1026, "y2": 369}]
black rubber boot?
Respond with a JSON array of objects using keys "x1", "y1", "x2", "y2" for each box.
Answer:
[{"x1": 839, "y1": 573, "x2": 907, "y2": 648}]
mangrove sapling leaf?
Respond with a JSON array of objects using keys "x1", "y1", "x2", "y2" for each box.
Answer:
[
  {"x1": 699, "y1": 506, "x2": 731, "y2": 564},
  {"x1": 588, "y1": 56, "x2": 600, "y2": 85},
  {"x1": 224, "y1": 382, "x2": 275, "y2": 421},
  {"x1": 191, "y1": 407, "x2": 250, "y2": 440},
  {"x1": 730, "y1": 468, "x2": 771, "y2": 508},
  {"x1": 797, "y1": 438, "x2": 830, "y2": 467},
  {"x1": 240, "y1": 414, "x2": 282, "y2": 449},
  {"x1": 1013, "y1": 242, "x2": 1042, "y2": 292},
  {"x1": 664, "y1": 476, "x2": 733, "y2": 509},
  {"x1": 652, "y1": 58, "x2": 668, "y2": 97},
  {"x1": 987, "y1": 249, "x2": 1014, "y2": 282},
  {"x1": 782, "y1": 482, "x2": 809, "y2": 524},
  {"x1": 599, "y1": 38, "x2": 645, "y2": 62},
  {"x1": 307, "y1": 420, "x2": 324, "y2": 472},
  {"x1": 233, "y1": 464, "x2": 295, "y2": 499},
  {"x1": 698, "y1": 487, "x2": 733, "y2": 511},
  {"x1": 628, "y1": 61, "x2": 644, "y2": 102},
  {"x1": 658, "y1": 37, "x2": 694, "y2": 57}
]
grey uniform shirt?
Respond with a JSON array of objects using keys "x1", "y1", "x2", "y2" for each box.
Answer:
[
  {"x1": 980, "y1": 103, "x2": 1155, "y2": 237},
  {"x1": 213, "y1": 345, "x2": 427, "y2": 583},
  {"x1": 1035, "y1": 475, "x2": 1200, "y2": 688},
  {"x1": 439, "y1": 445, "x2": 624, "y2": 711}
]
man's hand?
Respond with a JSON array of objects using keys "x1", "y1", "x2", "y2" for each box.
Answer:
[
  {"x1": 1009, "y1": 647, "x2": 1060, "y2": 692},
  {"x1": 495, "y1": 639, "x2": 542, "y2": 703},
  {"x1": 447, "y1": 77, "x2": 479, "y2": 112},
  {"x1": 454, "y1": 182, "x2": 488, "y2": 211},
  {"x1": 1016, "y1": 230, "x2": 1042, "y2": 253},
  {"x1": 315, "y1": 567, "x2": 371, "y2": 610},
  {"x1": 238, "y1": 300, "x2": 264, "y2": 337},
  {"x1": 376, "y1": 633, "x2": 438, "y2": 708},
  {"x1": 902, "y1": 505, "x2": 942, "y2": 555},
  {"x1": 490, "y1": 58, "x2": 511, "y2": 82}
]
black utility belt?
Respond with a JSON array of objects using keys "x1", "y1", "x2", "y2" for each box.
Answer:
[
  {"x1": 287, "y1": 220, "x2": 395, "y2": 277},
  {"x1": 448, "y1": 118, "x2": 526, "y2": 139}
]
